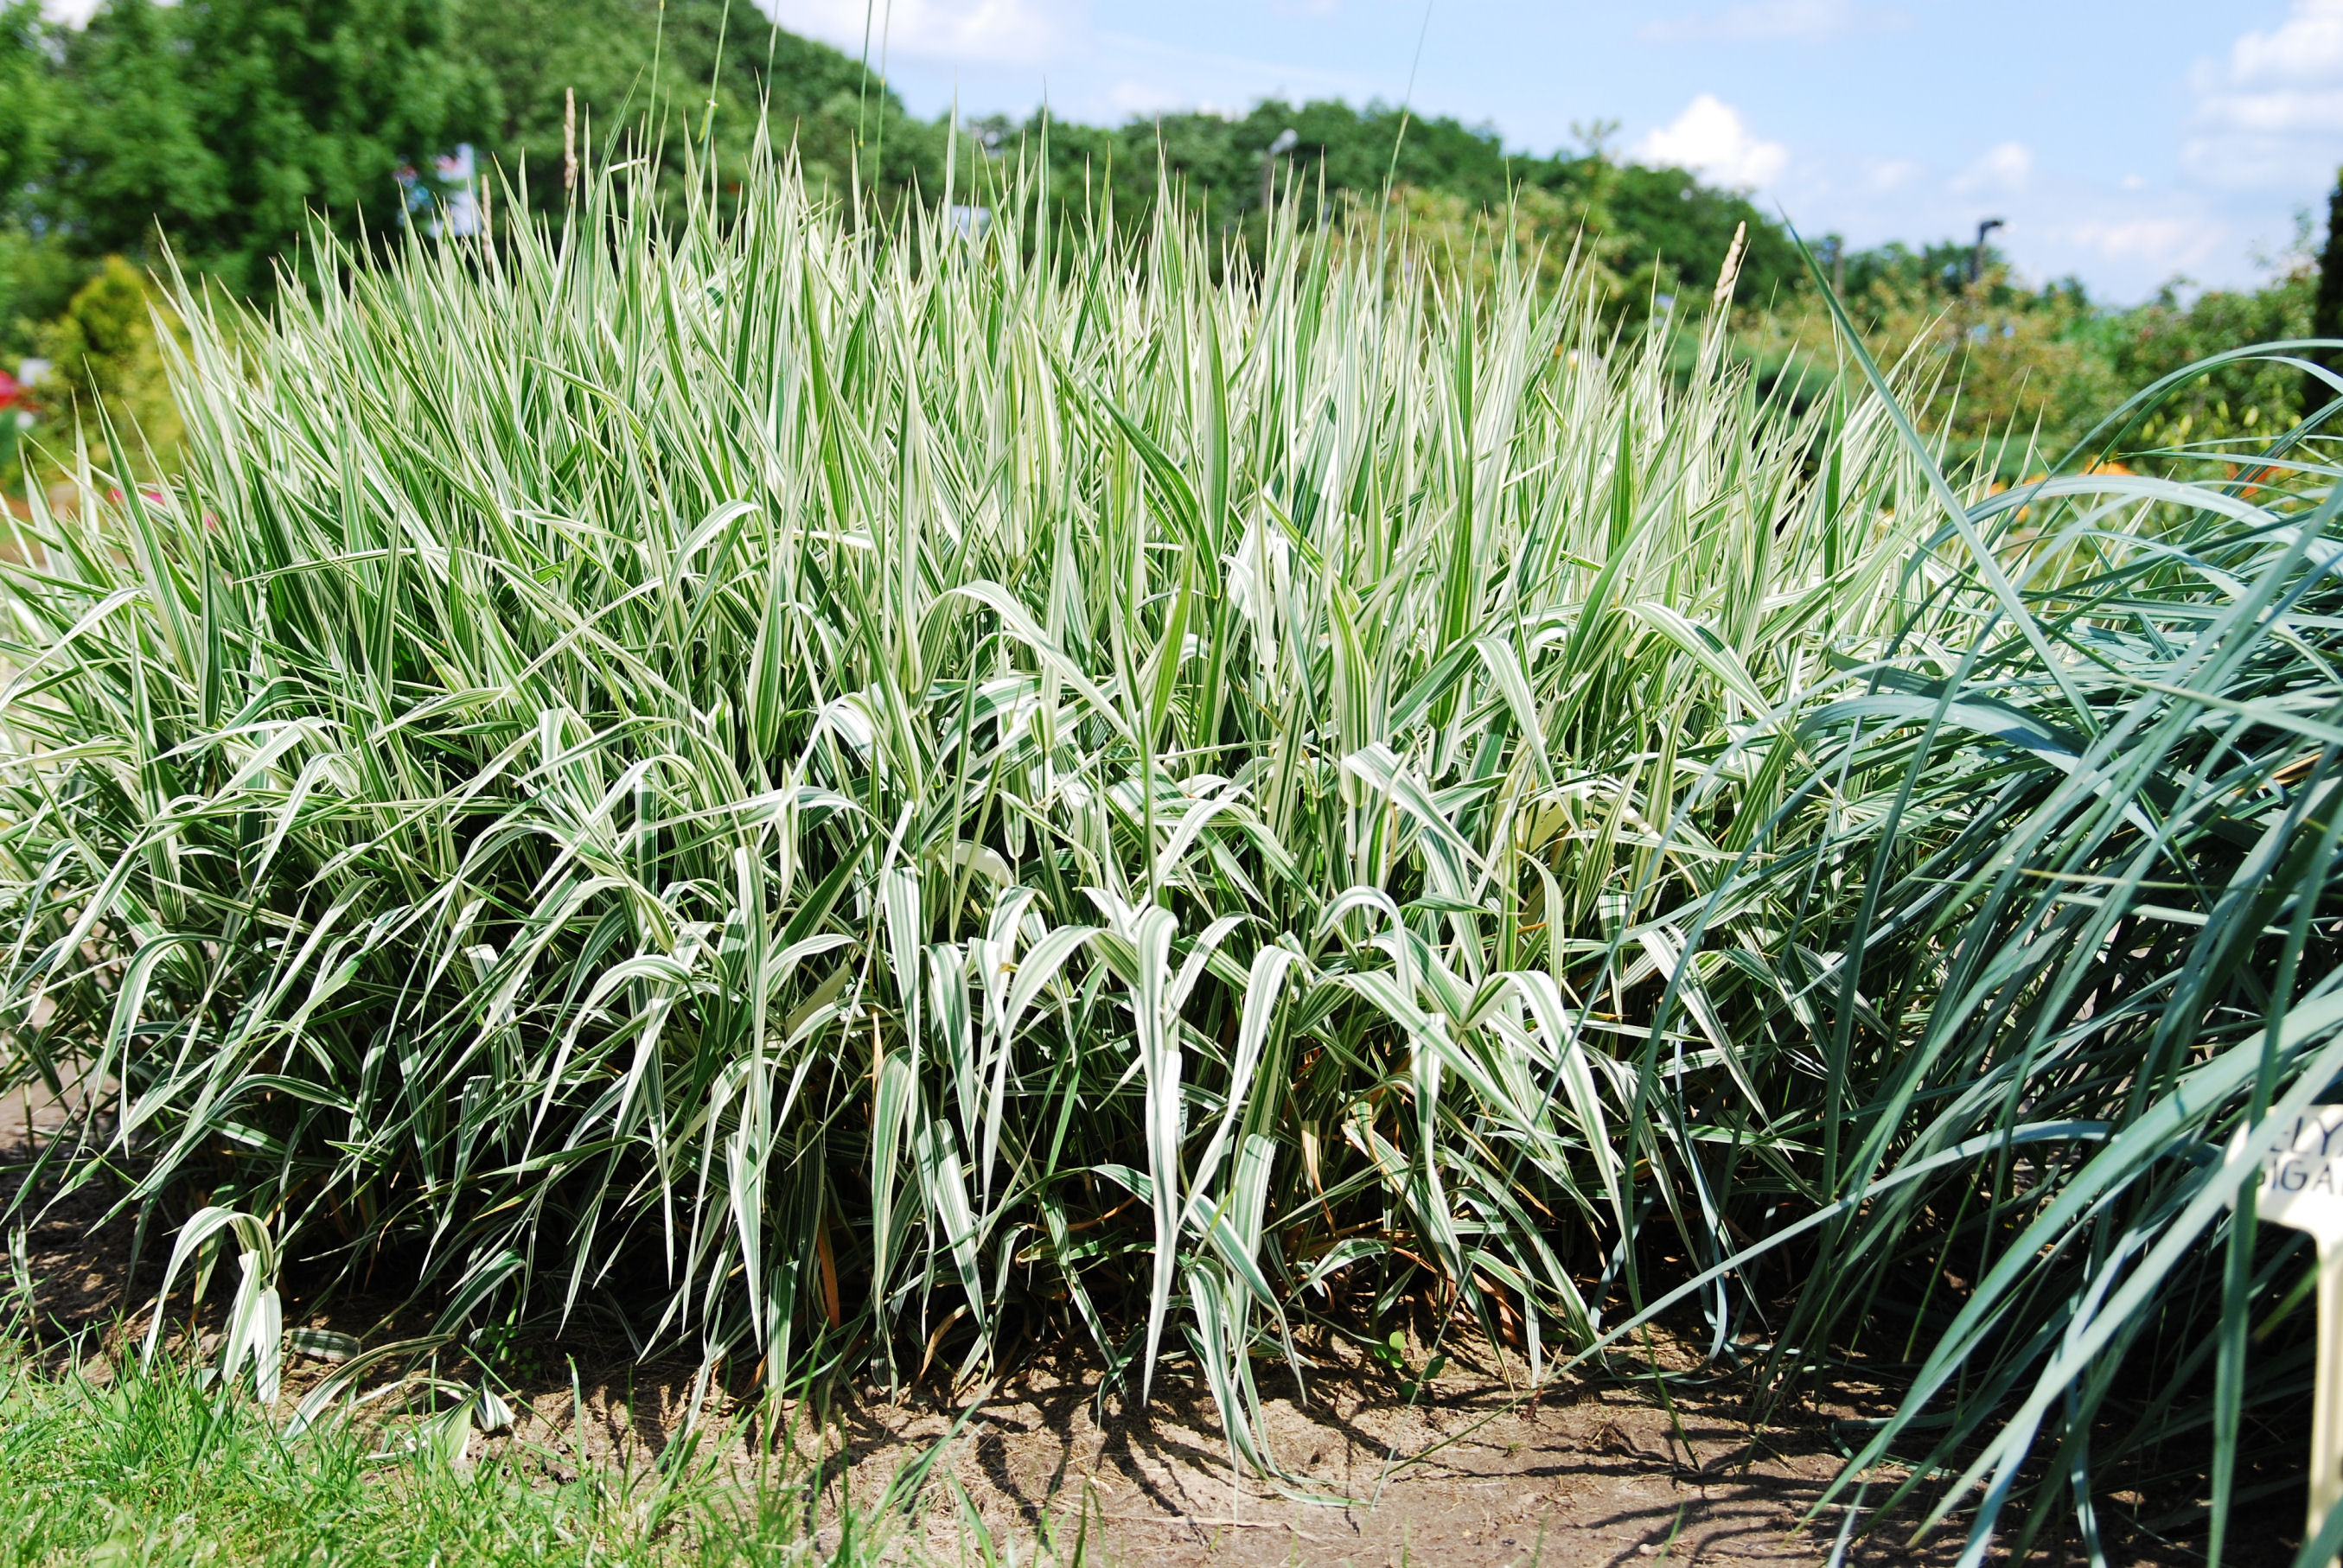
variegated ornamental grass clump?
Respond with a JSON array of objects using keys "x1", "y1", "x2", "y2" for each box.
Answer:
[
  {"x1": 0, "y1": 148, "x2": 1922, "y2": 1422},
  {"x1": 36, "y1": 136, "x2": 2343, "y2": 1558}
]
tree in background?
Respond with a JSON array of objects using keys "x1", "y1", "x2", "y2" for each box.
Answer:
[
  {"x1": 0, "y1": 0, "x2": 52, "y2": 206},
  {"x1": 2102, "y1": 265, "x2": 2312, "y2": 451},
  {"x1": 0, "y1": 3, "x2": 1804, "y2": 331},
  {"x1": 449, "y1": 0, "x2": 937, "y2": 218},
  {"x1": 1601, "y1": 160, "x2": 1803, "y2": 307},
  {"x1": 0, "y1": 1, "x2": 80, "y2": 360},
  {"x1": 999, "y1": 99, "x2": 1778, "y2": 309},
  {"x1": 2311, "y1": 166, "x2": 2343, "y2": 417},
  {"x1": 1327, "y1": 181, "x2": 1628, "y2": 302},
  {"x1": 1016, "y1": 99, "x2": 1540, "y2": 227},
  {"x1": 1738, "y1": 246, "x2": 2120, "y2": 469},
  {"x1": 50, "y1": 0, "x2": 492, "y2": 297}
]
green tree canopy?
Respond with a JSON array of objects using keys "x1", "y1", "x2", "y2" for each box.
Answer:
[
  {"x1": 987, "y1": 98, "x2": 1797, "y2": 310},
  {"x1": 10, "y1": 0, "x2": 1823, "y2": 316},
  {"x1": 1601, "y1": 162, "x2": 1803, "y2": 306},
  {"x1": 52, "y1": 0, "x2": 491, "y2": 295},
  {"x1": 450, "y1": 0, "x2": 938, "y2": 216},
  {"x1": 0, "y1": 0, "x2": 54, "y2": 208}
]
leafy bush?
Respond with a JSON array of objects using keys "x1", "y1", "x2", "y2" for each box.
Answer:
[
  {"x1": 20, "y1": 254, "x2": 183, "y2": 481},
  {"x1": 2092, "y1": 267, "x2": 2315, "y2": 449}
]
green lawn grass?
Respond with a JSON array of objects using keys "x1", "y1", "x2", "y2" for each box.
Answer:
[{"x1": 0, "y1": 1344, "x2": 885, "y2": 1567}]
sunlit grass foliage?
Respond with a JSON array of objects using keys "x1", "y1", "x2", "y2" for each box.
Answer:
[
  {"x1": 0, "y1": 132, "x2": 1925, "y2": 1432},
  {"x1": 4, "y1": 133, "x2": 2341, "y2": 1561}
]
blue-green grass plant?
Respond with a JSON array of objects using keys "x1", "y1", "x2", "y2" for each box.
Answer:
[{"x1": 1597, "y1": 316, "x2": 2343, "y2": 1561}]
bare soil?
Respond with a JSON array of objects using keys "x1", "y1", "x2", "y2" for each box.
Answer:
[{"x1": 756, "y1": 1348, "x2": 1932, "y2": 1567}]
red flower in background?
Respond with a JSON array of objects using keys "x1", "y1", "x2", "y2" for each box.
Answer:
[{"x1": 0, "y1": 368, "x2": 19, "y2": 411}]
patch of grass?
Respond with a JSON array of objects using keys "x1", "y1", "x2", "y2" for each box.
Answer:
[
  {"x1": 0, "y1": 1348, "x2": 857, "y2": 1565},
  {"x1": 0, "y1": 1322, "x2": 979, "y2": 1565}
]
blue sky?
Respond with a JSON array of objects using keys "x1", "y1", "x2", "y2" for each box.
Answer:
[{"x1": 751, "y1": 0, "x2": 2339, "y2": 303}]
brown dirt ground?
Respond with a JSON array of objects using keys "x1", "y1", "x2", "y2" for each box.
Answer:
[
  {"x1": 0, "y1": 1094, "x2": 2249, "y2": 1565},
  {"x1": 763, "y1": 1353, "x2": 1934, "y2": 1566}
]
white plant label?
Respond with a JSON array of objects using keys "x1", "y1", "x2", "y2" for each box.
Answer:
[
  {"x1": 2247, "y1": 1105, "x2": 2343, "y2": 1561},
  {"x1": 2260, "y1": 1106, "x2": 2343, "y2": 1242}
]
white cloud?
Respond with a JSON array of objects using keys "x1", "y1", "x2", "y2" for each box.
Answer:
[
  {"x1": 39, "y1": 0, "x2": 104, "y2": 22},
  {"x1": 1631, "y1": 94, "x2": 1787, "y2": 189},
  {"x1": 761, "y1": 0, "x2": 1077, "y2": 65},
  {"x1": 1951, "y1": 140, "x2": 2033, "y2": 194},
  {"x1": 2186, "y1": 0, "x2": 2343, "y2": 188},
  {"x1": 1638, "y1": 0, "x2": 1910, "y2": 46},
  {"x1": 1867, "y1": 158, "x2": 1922, "y2": 192},
  {"x1": 1765, "y1": 137, "x2": 2248, "y2": 303},
  {"x1": 2056, "y1": 216, "x2": 2227, "y2": 273}
]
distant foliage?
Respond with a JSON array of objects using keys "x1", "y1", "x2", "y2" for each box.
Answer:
[
  {"x1": 47, "y1": 0, "x2": 493, "y2": 298},
  {"x1": 0, "y1": 226, "x2": 81, "y2": 361},
  {"x1": 0, "y1": 0, "x2": 52, "y2": 205},
  {"x1": 449, "y1": 0, "x2": 948, "y2": 218},
  {"x1": 1604, "y1": 160, "x2": 1805, "y2": 307},
  {"x1": 1323, "y1": 182, "x2": 1626, "y2": 301},
  {"x1": 30, "y1": 255, "x2": 182, "y2": 465},
  {"x1": 1741, "y1": 263, "x2": 2122, "y2": 467},
  {"x1": 999, "y1": 99, "x2": 1790, "y2": 313},
  {"x1": 2091, "y1": 267, "x2": 2314, "y2": 449}
]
